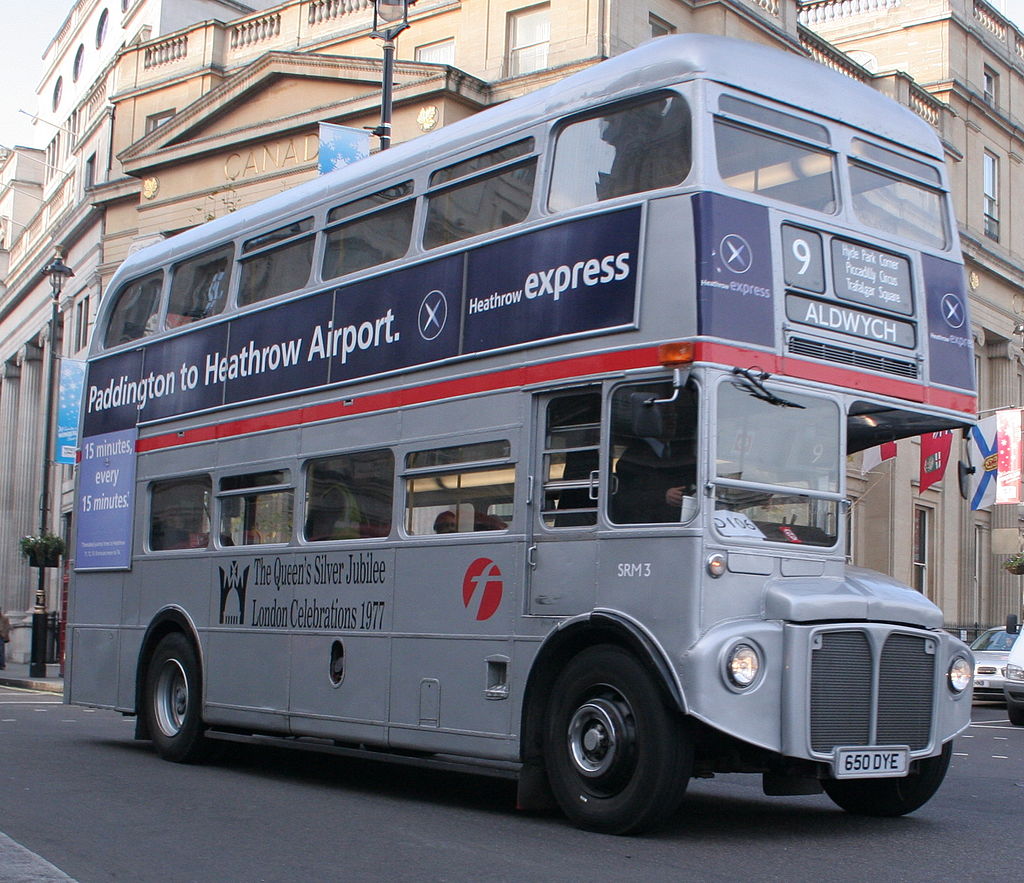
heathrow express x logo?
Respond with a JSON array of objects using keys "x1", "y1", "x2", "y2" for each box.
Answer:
[
  {"x1": 720, "y1": 233, "x2": 753, "y2": 274},
  {"x1": 219, "y1": 561, "x2": 250, "y2": 625},
  {"x1": 940, "y1": 292, "x2": 965, "y2": 329},
  {"x1": 418, "y1": 290, "x2": 448, "y2": 340}
]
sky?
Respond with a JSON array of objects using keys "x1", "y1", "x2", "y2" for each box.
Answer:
[
  {"x1": 6, "y1": 0, "x2": 1024, "y2": 149},
  {"x1": 1, "y1": 1, "x2": 76, "y2": 150}
]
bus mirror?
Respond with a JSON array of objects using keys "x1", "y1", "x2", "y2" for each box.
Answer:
[
  {"x1": 956, "y1": 460, "x2": 974, "y2": 501},
  {"x1": 1007, "y1": 614, "x2": 1019, "y2": 636}
]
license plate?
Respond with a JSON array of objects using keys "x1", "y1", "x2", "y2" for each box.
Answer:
[
  {"x1": 975, "y1": 679, "x2": 987, "y2": 688},
  {"x1": 833, "y1": 747, "x2": 909, "y2": 779}
]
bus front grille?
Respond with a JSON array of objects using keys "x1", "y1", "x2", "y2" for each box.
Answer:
[
  {"x1": 788, "y1": 337, "x2": 919, "y2": 379},
  {"x1": 810, "y1": 629, "x2": 935, "y2": 753}
]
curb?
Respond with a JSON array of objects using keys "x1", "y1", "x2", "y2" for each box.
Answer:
[{"x1": 0, "y1": 676, "x2": 64, "y2": 694}]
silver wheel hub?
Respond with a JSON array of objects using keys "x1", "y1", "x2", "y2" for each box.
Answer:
[{"x1": 567, "y1": 698, "x2": 624, "y2": 778}]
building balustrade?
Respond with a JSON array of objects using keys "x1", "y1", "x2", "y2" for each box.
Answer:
[
  {"x1": 143, "y1": 34, "x2": 189, "y2": 70},
  {"x1": 231, "y1": 13, "x2": 283, "y2": 50},
  {"x1": 798, "y1": 0, "x2": 900, "y2": 25}
]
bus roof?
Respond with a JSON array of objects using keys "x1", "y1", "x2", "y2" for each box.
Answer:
[{"x1": 113, "y1": 33, "x2": 942, "y2": 282}]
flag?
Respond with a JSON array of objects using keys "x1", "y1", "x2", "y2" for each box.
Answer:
[
  {"x1": 318, "y1": 124, "x2": 371, "y2": 174},
  {"x1": 919, "y1": 430, "x2": 953, "y2": 492},
  {"x1": 861, "y1": 441, "x2": 897, "y2": 474},
  {"x1": 996, "y1": 408, "x2": 1022, "y2": 504},
  {"x1": 968, "y1": 416, "x2": 998, "y2": 510}
]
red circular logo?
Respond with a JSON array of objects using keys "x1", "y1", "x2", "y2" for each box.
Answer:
[{"x1": 462, "y1": 558, "x2": 503, "y2": 621}]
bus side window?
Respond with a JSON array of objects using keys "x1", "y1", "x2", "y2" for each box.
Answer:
[
  {"x1": 424, "y1": 141, "x2": 537, "y2": 249},
  {"x1": 540, "y1": 392, "x2": 601, "y2": 528},
  {"x1": 219, "y1": 470, "x2": 294, "y2": 546},
  {"x1": 166, "y1": 244, "x2": 233, "y2": 328},
  {"x1": 548, "y1": 93, "x2": 692, "y2": 212},
  {"x1": 150, "y1": 476, "x2": 212, "y2": 551},
  {"x1": 103, "y1": 272, "x2": 163, "y2": 348},
  {"x1": 322, "y1": 201, "x2": 415, "y2": 281},
  {"x1": 404, "y1": 441, "x2": 514, "y2": 535},
  {"x1": 305, "y1": 449, "x2": 395, "y2": 541},
  {"x1": 238, "y1": 218, "x2": 315, "y2": 307}
]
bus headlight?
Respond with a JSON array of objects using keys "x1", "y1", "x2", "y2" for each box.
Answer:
[
  {"x1": 947, "y1": 656, "x2": 972, "y2": 693},
  {"x1": 726, "y1": 643, "x2": 760, "y2": 689},
  {"x1": 1005, "y1": 663, "x2": 1024, "y2": 683}
]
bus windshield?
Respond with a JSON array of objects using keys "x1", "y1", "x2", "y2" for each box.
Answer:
[{"x1": 714, "y1": 380, "x2": 840, "y2": 546}]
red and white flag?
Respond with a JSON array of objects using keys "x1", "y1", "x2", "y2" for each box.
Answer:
[
  {"x1": 919, "y1": 431, "x2": 953, "y2": 492},
  {"x1": 861, "y1": 441, "x2": 897, "y2": 475}
]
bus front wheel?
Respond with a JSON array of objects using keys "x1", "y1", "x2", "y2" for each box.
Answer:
[
  {"x1": 543, "y1": 645, "x2": 692, "y2": 834},
  {"x1": 822, "y1": 742, "x2": 951, "y2": 816},
  {"x1": 143, "y1": 633, "x2": 210, "y2": 763}
]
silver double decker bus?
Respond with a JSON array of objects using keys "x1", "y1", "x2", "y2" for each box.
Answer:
[{"x1": 68, "y1": 34, "x2": 976, "y2": 833}]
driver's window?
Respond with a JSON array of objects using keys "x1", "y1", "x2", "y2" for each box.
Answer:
[{"x1": 608, "y1": 382, "x2": 699, "y2": 524}]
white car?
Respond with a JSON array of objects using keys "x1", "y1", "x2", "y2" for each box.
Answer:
[
  {"x1": 1003, "y1": 626, "x2": 1024, "y2": 726},
  {"x1": 971, "y1": 627, "x2": 1019, "y2": 701}
]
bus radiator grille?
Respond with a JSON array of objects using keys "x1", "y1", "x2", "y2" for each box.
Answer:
[
  {"x1": 788, "y1": 337, "x2": 919, "y2": 380},
  {"x1": 809, "y1": 629, "x2": 934, "y2": 753}
]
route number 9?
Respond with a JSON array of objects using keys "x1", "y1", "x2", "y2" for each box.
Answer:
[
  {"x1": 781, "y1": 225, "x2": 824, "y2": 292},
  {"x1": 792, "y1": 238, "x2": 812, "y2": 275}
]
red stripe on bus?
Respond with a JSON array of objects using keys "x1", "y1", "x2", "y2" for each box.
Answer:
[{"x1": 134, "y1": 342, "x2": 974, "y2": 453}]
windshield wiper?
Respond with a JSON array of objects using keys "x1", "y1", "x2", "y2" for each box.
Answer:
[{"x1": 731, "y1": 367, "x2": 806, "y2": 409}]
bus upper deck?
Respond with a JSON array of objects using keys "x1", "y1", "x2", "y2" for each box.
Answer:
[{"x1": 85, "y1": 33, "x2": 974, "y2": 452}]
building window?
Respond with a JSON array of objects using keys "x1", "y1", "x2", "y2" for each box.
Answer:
[
  {"x1": 73, "y1": 44, "x2": 85, "y2": 82},
  {"x1": 508, "y1": 5, "x2": 549, "y2": 77},
  {"x1": 415, "y1": 39, "x2": 455, "y2": 65},
  {"x1": 52, "y1": 77, "x2": 63, "y2": 113},
  {"x1": 983, "y1": 66, "x2": 998, "y2": 106},
  {"x1": 912, "y1": 505, "x2": 930, "y2": 595},
  {"x1": 144, "y1": 109, "x2": 176, "y2": 134},
  {"x1": 650, "y1": 14, "x2": 674, "y2": 38},
  {"x1": 83, "y1": 153, "x2": 96, "y2": 191},
  {"x1": 96, "y1": 9, "x2": 109, "y2": 49},
  {"x1": 74, "y1": 295, "x2": 91, "y2": 352},
  {"x1": 983, "y1": 150, "x2": 999, "y2": 241}
]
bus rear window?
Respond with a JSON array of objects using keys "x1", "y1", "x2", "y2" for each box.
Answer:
[
  {"x1": 549, "y1": 94, "x2": 692, "y2": 211},
  {"x1": 715, "y1": 121, "x2": 836, "y2": 213},
  {"x1": 103, "y1": 272, "x2": 163, "y2": 347},
  {"x1": 166, "y1": 245, "x2": 233, "y2": 327}
]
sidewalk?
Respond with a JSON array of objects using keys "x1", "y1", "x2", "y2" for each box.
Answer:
[{"x1": 0, "y1": 661, "x2": 64, "y2": 694}]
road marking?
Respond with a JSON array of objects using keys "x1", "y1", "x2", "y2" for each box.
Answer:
[{"x1": 0, "y1": 832, "x2": 76, "y2": 881}]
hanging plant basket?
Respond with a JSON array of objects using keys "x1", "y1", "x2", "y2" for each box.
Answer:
[
  {"x1": 19, "y1": 533, "x2": 65, "y2": 569},
  {"x1": 1003, "y1": 557, "x2": 1024, "y2": 575}
]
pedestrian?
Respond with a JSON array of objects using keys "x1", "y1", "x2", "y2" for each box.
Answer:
[{"x1": 0, "y1": 607, "x2": 10, "y2": 670}]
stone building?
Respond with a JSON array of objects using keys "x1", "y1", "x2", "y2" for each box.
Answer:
[{"x1": 1, "y1": 0, "x2": 1021, "y2": 661}]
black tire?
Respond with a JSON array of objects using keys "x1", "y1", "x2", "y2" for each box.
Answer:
[
  {"x1": 143, "y1": 632, "x2": 210, "y2": 763},
  {"x1": 1008, "y1": 703, "x2": 1024, "y2": 726},
  {"x1": 543, "y1": 645, "x2": 692, "y2": 834},
  {"x1": 822, "y1": 742, "x2": 952, "y2": 816}
]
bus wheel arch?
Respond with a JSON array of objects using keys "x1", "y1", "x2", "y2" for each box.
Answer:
[{"x1": 518, "y1": 616, "x2": 690, "y2": 830}]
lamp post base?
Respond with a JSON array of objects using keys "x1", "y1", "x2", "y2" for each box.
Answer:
[{"x1": 29, "y1": 610, "x2": 48, "y2": 678}]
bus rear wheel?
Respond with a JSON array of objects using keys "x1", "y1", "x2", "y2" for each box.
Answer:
[
  {"x1": 143, "y1": 633, "x2": 210, "y2": 763},
  {"x1": 543, "y1": 645, "x2": 692, "y2": 834},
  {"x1": 822, "y1": 742, "x2": 951, "y2": 816}
]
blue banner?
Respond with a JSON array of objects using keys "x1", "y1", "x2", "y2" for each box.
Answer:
[
  {"x1": 75, "y1": 428, "x2": 137, "y2": 570},
  {"x1": 922, "y1": 254, "x2": 974, "y2": 392},
  {"x1": 318, "y1": 124, "x2": 371, "y2": 174},
  {"x1": 56, "y1": 359, "x2": 86, "y2": 464},
  {"x1": 82, "y1": 210, "x2": 641, "y2": 437}
]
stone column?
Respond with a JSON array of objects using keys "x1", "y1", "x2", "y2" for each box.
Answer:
[
  {"x1": 11, "y1": 343, "x2": 43, "y2": 613},
  {"x1": 0, "y1": 359, "x2": 21, "y2": 616}
]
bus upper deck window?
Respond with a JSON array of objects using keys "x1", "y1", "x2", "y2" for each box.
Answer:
[
  {"x1": 166, "y1": 244, "x2": 234, "y2": 327},
  {"x1": 715, "y1": 121, "x2": 836, "y2": 214},
  {"x1": 548, "y1": 94, "x2": 691, "y2": 212},
  {"x1": 238, "y1": 218, "x2": 314, "y2": 307},
  {"x1": 424, "y1": 142, "x2": 536, "y2": 249},
  {"x1": 103, "y1": 271, "x2": 163, "y2": 348}
]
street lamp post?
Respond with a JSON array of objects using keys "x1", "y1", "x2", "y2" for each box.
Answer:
[
  {"x1": 30, "y1": 250, "x2": 73, "y2": 678},
  {"x1": 370, "y1": 0, "x2": 411, "y2": 151}
]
